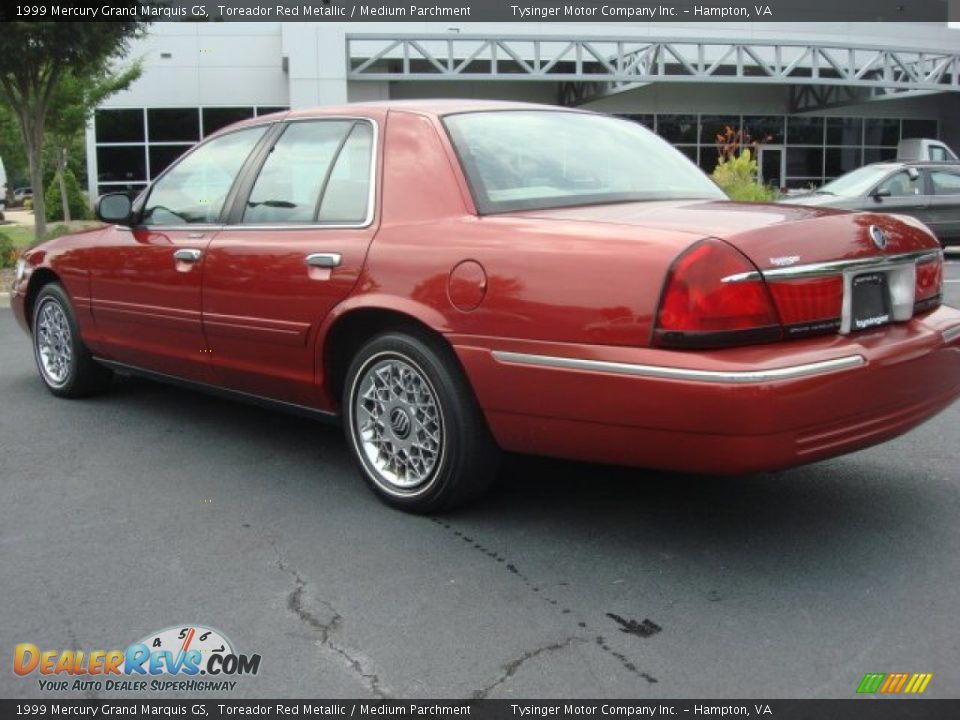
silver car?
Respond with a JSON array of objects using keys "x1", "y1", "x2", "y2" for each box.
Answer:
[{"x1": 781, "y1": 161, "x2": 960, "y2": 247}]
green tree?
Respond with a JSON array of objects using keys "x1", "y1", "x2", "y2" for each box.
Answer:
[
  {"x1": 45, "y1": 62, "x2": 143, "y2": 223},
  {"x1": 0, "y1": 22, "x2": 147, "y2": 240}
]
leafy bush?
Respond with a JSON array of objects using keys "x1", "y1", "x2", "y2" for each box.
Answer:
[
  {"x1": 0, "y1": 232, "x2": 17, "y2": 268},
  {"x1": 45, "y1": 167, "x2": 91, "y2": 222},
  {"x1": 711, "y1": 148, "x2": 777, "y2": 202}
]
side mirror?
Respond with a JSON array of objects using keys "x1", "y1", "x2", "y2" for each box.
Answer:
[
  {"x1": 96, "y1": 193, "x2": 133, "y2": 225},
  {"x1": 871, "y1": 188, "x2": 891, "y2": 201},
  {"x1": 907, "y1": 167, "x2": 920, "y2": 181}
]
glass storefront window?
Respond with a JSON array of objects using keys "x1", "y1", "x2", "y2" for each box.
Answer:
[
  {"x1": 864, "y1": 147, "x2": 898, "y2": 164},
  {"x1": 657, "y1": 115, "x2": 698, "y2": 144},
  {"x1": 825, "y1": 147, "x2": 863, "y2": 176},
  {"x1": 96, "y1": 146, "x2": 146, "y2": 183},
  {"x1": 147, "y1": 108, "x2": 200, "y2": 142},
  {"x1": 699, "y1": 116, "x2": 740, "y2": 145},
  {"x1": 203, "y1": 107, "x2": 255, "y2": 137},
  {"x1": 787, "y1": 147, "x2": 824, "y2": 178},
  {"x1": 787, "y1": 117, "x2": 824, "y2": 145},
  {"x1": 826, "y1": 117, "x2": 862, "y2": 146},
  {"x1": 743, "y1": 116, "x2": 785, "y2": 144},
  {"x1": 864, "y1": 119, "x2": 899, "y2": 146},
  {"x1": 901, "y1": 119, "x2": 938, "y2": 139},
  {"x1": 95, "y1": 109, "x2": 145, "y2": 143}
]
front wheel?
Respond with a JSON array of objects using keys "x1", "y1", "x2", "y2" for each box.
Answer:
[
  {"x1": 32, "y1": 283, "x2": 112, "y2": 398},
  {"x1": 343, "y1": 331, "x2": 500, "y2": 513}
]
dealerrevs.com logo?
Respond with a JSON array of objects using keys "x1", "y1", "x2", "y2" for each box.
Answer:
[{"x1": 14, "y1": 625, "x2": 261, "y2": 693}]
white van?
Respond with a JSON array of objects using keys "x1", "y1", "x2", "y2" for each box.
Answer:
[
  {"x1": 0, "y1": 155, "x2": 7, "y2": 221},
  {"x1": 896, "y1": 138, "x2": 958, "y2": 162}
]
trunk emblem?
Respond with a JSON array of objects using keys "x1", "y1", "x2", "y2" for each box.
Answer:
[
  {"x1": 869, "y1": 225, "x2": 888, "y2": 250},
  {"x1": 770, "y1": 256, "x2": 800, "y2": 267}
]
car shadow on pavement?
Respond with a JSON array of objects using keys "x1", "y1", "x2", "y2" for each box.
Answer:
[{"x1": 102, "y1": 372, "x2": 938, "y2": 587}]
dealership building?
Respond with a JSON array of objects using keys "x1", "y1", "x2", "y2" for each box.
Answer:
[{"x1": 88, "y1": 21, "x2": 960, "y2": 199}]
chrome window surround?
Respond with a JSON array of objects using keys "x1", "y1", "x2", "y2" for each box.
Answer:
[
  {"x1": 138, "y1": 117, "x2": 379, "y2": 233},
  {"x1": 492, "y1": 351, "x2": 865, "y2": 384}
]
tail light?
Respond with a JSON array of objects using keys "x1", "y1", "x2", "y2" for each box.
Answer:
[
  {"x1": 767, "y1": 277, "x2": 843, "y2": 337},
  {"x1": 914, "y1": 256, "x2": 943, "y2": 313},
  {"x1": 654, "y1": 238, "x2": 781, "y2": 348}
]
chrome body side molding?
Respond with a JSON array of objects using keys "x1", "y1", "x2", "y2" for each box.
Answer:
[{"x1": 492, "y1": 351, "x2": 866, "y2": 384}]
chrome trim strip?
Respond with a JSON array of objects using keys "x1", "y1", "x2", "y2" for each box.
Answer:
[
  {"x1": 721, "y1": 270, "x2": 763, "y2": 283},
  {"x1": 305, "y1": 252, "x2": 342, "y2": 268},
  {"x1": 722, "y1": 250, "x2": 943, "y2": 283},
  {"x1": 492, "y1": 350, "x2": 866, "y2": 384},
  {"x1": 134, "y1": 116, "x2": 379, "y2": 232},
  {"x1": 943, "y1": 325, "x2": 960, "y2": 344}
]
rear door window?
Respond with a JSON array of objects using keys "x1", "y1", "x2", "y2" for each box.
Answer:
[
  {"x1": 242, "y1": 120, "x2": 373, "y2": 225},
  {"x1": 930, "y1": 170, "x2": 960, "y2": 195}
]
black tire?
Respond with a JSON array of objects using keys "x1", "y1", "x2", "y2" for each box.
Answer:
[
  {"x1": 343, "y1": 330, "x2": 500, "y2": 513},
  {"x1": 32, "y1": 283, "x2": 112, "y2": 398}
]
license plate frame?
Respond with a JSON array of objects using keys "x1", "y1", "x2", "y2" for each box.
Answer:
[{"x1": 850, "y1": 271, "x2": 892, "y2": 332}]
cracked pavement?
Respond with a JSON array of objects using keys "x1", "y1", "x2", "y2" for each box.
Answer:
[{"x1": 1, "y1": 263, "x2": 960, "y2": 699}]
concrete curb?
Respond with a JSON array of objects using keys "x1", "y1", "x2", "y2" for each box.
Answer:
[{"x1": 0, "y1": 292, "x2": 10, "y2": 309}]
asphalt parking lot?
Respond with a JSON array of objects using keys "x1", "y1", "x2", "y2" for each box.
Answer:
[{"x1": 1, "y1": 258, "x2": 959, "y2": 700}]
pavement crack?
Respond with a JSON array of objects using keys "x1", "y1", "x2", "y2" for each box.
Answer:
[
  {"x1": 40, "y1": 577, "x2": 98, "y2": 700},
  {"x1": 472, "y1": 637, "x2": 583, "y2": 699},
  {"x1": 273, "y1": 543, "x2": 388, "y2": 697}
]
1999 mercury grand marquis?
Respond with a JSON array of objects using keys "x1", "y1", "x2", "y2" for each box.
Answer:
[{"x1": 11, "y1": 101, "x2": 960, "y2": 511}]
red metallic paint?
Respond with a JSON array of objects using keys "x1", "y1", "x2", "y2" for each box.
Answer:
[
  {"x1": 11, "y1": 100, "x2": 960, "y2": 477},
  {"x1": 84, "y1": 225, "x2": 216, "y2": 383}
]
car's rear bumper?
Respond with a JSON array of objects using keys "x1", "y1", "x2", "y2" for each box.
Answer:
[{"x1": 450, "y1": 306, "x2": 960, "y2": 474}]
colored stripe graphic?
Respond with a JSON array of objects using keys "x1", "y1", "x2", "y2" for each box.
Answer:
[
  {"x1": 906, "y1": 674, "x2": 933, "y2": 694},
  {"x1": 857, "y1": 672, "x2": 932, "y2": 694},
  {"x1": 857, "y1": 673, "x2": 885, "y2": 693},
  {"x1": 881, "y1": 673, "x2": 909, "y2": 693}
]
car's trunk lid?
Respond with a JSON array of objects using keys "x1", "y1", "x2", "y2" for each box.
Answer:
[{"x1": 505, "y1": 199, "x2": 938, "y2": 270}]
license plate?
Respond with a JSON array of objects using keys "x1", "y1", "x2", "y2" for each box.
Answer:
[{"x1": 851, "y1": 272, "x2": 891, "y2": 331}]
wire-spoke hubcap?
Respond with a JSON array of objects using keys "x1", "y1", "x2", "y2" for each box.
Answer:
[
  {"x1": 35, "y1": 299, "x2": 73, "y2": 386},
  {"x1": 353, "y1": 356, "x2": 444, "y2": 491}
]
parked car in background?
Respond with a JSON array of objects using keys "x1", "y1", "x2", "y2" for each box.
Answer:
[
  {"x1": 897, "y1": 138, "x2": 958, "y2": 162},
  {"x1": 781, "y1": 161, "x2": 960, "y2": 246},
  {"x1": 13, "y1": 187, "x2": 33, "y2": 204},
  {"x1": 9, "y1": 101, "x2": 960, "y2": 512}
]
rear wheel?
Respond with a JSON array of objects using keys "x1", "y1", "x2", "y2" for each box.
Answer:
[
  {"x1": 343, "y1": 331, "x2": 500, "y2": 513},
  {"x1": 32, "y1": 283, "x2": 112, "y2": 398}
]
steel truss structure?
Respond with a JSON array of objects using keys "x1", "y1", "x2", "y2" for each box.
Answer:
[{"x1": 345, "y1": 35, "x2": 960, "y2": 111}]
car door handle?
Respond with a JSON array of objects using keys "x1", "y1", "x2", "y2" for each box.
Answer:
[
  {"x1": 305, "y1": 253, "x2": 342, "y2": 268},
  {"x1": 173, "y1": 248, "x2": 203, "y2": 262}
]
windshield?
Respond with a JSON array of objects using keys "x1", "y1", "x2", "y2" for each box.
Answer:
[
  {"x1": 444, "y1": 110, "x2": 725, "y2": 214},
  {"x1": 818, "y1": 165, "x2": 896, "y2": 197}
]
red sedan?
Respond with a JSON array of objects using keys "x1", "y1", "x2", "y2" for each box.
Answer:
[{"x1": 11, "y1": 100, "x2": 960, "y2": 512}]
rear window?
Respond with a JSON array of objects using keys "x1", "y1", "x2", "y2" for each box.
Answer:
[{"x1": 444, "y1": 110, "x2": 724, "y2": 214}]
